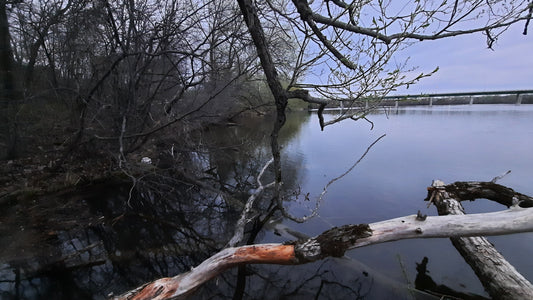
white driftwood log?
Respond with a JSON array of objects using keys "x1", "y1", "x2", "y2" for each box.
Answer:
[
  {"x1": 354, "y1": 206, "x2": 533, "y2": 247},
  {"x1": 112, "y1": 206, "x2": 533, "y2": 300},
  {"x1": 430, "y1": 180, "x2": 533, "y2": 300}
]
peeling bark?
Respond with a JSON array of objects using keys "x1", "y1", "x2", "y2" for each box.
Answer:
[
  {"x1": 440, "y1": 181, "x2": 533, "y2": 208},
  {"x1": 291, "y1": 224, "x2": 372, "y2": 262},
  {"x1": 112, "y1": 204, "x2": 533, "y2": 299}
]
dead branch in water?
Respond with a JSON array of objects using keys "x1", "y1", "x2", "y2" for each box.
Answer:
[
  {"x1": 428, "y1": 180, "x2": 533, "y2": 300},
  {"x1": 112, "y1": 180, "x2": 533, "y2": 300}
]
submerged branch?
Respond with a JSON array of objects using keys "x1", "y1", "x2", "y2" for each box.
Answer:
[
  {"x1": 279, "y1": 133, "x2": 385, "y2": 223},
  {"x1": 227, "y1": 158, "x2": 275, "y2": 247},
  {"x1": 112, "y1": 204, "x2": 533, "y2": 299},
  {"x1": 429, "y1": 180, "x2": 533, "y2": 300}
]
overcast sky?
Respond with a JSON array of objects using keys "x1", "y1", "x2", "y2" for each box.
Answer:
[{"x1": 392, "y1": 23, "x2": 532, "y2": 95}]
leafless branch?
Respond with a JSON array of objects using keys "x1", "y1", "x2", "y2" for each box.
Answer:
[
  {"x1": 228, "y1": 158, "x2": 275, "y2": 247},
  {"x1": 278, "y1": 134, "x2": 385, "y2": 223}
]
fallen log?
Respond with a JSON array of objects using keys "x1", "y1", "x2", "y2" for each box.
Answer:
[
  {"x1": 112, "y1": 204, "x2": 533, "y2": 300},
  {"x1": 428, "y1": 180, "x2": 533, "y2": 300}
]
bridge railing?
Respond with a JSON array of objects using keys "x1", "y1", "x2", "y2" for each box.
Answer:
[
  {"x1": 381, "y1": 90, "x2": 533, "y2": 106},
  {"x1": 307, "y1": 90, "x2": 533, "y2": 111}
]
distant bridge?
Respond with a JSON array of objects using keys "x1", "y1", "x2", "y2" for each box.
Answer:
[
  {"x1": 381, "y1": 89, "x2": 533, "y2": 107},
  {"x1": 308, "y1": 89, "x2": 533, "y2": 111}
]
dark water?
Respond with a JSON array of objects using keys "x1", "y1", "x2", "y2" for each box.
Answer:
[{"x1": 1, "y1": 104, "x2": 532, "y2": 299}]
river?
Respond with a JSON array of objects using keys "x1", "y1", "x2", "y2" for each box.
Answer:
[
  {"x1": 1, "y1": 104, "x2": 532, "y2": 299},
  {"x1": 260, "y1": 104, "x2": 533, "y2": 298}
]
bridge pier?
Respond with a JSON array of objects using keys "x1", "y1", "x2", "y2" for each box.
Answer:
[
  {"x1": 517, "y1": 94, "x2": 523, "y2": 105},
  {"x1": 470, "y1": 96, "x2": 474, "y2": 105},
  {"x1": 429, "y1": 98, "x2": 433, "y2": 107}
]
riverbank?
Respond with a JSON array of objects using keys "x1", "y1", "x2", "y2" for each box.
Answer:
[
  {"x1": 0, "y1": 152, "x2": 113, "y2": 204},
  {"x1": 0, "y1": 114, "x2": 237, "y2": 203}
]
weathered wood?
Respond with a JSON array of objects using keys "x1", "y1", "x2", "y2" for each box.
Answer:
[
  {"x1": 429, "y1": 180, "x2": 533, "y2": 300},
  {"x1": 440, "y1": 180, "x2": 533, "y2": 208},
  {"x1": 113, "y1": 244, "x2": 296, "y2": 300},
  {"x1": 112, "y1": 205, "x2": 533, "y2": 300},
  {"x1": 354, "y1": 207, "x2": 533, "y2": 248}
]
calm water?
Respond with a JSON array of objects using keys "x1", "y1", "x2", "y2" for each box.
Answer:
[
  {"x1": 263, "y1": 104, "x2": 533, "y2": 297},
  {"x1": 2, "y1": 104, "x2": 532, "y2": 299}
]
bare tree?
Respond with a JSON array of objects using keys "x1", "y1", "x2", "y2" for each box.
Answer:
[
  {"x1": 1, "y1": 0, "x2": 299, "y2": 162},
  {"x1": 236, "y1": 0, "x2": 532, "y2": 221}
]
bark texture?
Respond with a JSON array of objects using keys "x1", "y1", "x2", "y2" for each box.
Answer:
[
  {"x1": 441, "y1": 181, "x2": 533, "y2": 208},
  {"x1": 112, "y1": 205, "x2": 533, "y2": 299},
  {"x1": 429, "y1": 180, "x2": 533, "y2": 300}
]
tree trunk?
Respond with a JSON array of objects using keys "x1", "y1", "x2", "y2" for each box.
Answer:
[
  {"x1": 428, "y1": 180, "x2": 533, "y2": 300},
  {"x1": 0, "y1": 1, "x2": 18, "y2": 159},
  {"x1": 236, "y1": 0, "x2": 288, "y2": 214}
]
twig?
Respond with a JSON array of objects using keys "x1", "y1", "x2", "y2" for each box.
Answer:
[
  {"x1": 426, "y1": 190, "x2": 436, "y2": 208},
  {"x1": 524, "y1": 2, "x2": 533, "y2": 35},
  {"x1": 118, "y1": 115, "x2": 127, "y2": 169},
  {"x1": 116, "y1": 115, "x2": 138, "y2": 208},
  {"x1": 396, "y1": 254, "x2": 416, "y2": 300},
  {"x1": 227, "y1": 158, "x2": 275, "y2": 247},
  {"x1": 490, "y1": 170, "x2": 511, "y2": 183},
  {"x1": 280, "y1": 134, "x2": 386, "y2": 223}
]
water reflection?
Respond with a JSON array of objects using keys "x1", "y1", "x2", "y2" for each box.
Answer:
[
  {"x1": 281, "y1": 104, "x2": 533, "y2": 298},
  {"x1": 0, "y1": 180, "x2": 227, "y2": 299},
  {"x1": 1, "y1": 112, "x2": 341, "y2": 299},
  {"x1": 415, "y1": 257, "x2": 488, "y2": 300},
  {"x1": 2, "y1": 105, "x2": 533, "y2": 299}
]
